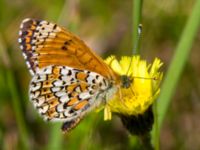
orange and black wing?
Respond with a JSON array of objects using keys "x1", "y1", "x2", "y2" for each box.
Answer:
[
  {"x1": 18, "y1": 18, "x2": 117, "y2": 80},
  {"x1": 30, "y1": 65, "x2": 113, "y2": 132}
]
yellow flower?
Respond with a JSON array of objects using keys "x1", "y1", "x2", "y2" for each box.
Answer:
[{"x1": 104, "y1": 56, "x2": 163, "y2": 120}]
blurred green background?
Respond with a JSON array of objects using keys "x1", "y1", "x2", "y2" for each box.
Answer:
[{"x1": 0, "y1": 0, "x2": 200, "y2": 149}]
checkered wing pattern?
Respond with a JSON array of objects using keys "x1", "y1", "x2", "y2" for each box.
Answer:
[{"x1": 30, "y1": 65, "x2": 110, "y2": 122}]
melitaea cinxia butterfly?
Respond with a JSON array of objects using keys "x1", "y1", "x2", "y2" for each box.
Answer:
[{"x1": 18, "y1": 18, "x2": 132, "y2": 132}]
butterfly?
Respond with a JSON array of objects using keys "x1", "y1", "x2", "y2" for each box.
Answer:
[{"x1": 18, "y1": 18, "x2": 131, "y2": 132}]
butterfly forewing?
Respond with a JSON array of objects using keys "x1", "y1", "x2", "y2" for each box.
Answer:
[{"x1": 18, "y1": 18, "x2": 116, "y2": 79}]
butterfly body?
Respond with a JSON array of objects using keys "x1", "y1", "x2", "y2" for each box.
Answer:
[{"x1": 19, "y1": 18, "x2": 120, "y2": 132}]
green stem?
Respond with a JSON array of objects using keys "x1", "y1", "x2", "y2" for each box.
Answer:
[
  {"x1": 0, "y1": 34, "x2": 30, "y2": 149},
  {"x1": 130, "y1": 0, "x2": 145, "y2": 149},
  {"x1": 133, "y1": 0, "x2": 143, "y2": 54},
  {"x1": 152, "y1": 0, "x2": 200, "y2": 148},
  {"x1": 47, "y1": 123, "x2": 63, "y2": 150},
  {"x1": 7, "y1": 70, "x2": 30, "y2": 149},
  {"x1": 153, "y1": 98, "x2": 159, "y2": 150}
]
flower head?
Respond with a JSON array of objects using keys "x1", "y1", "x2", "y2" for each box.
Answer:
[{"x1": 104, "y1": 56, "x2": 163, "y2": 120}]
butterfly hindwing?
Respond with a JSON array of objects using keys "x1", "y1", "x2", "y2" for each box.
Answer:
[
  {"x1": 30, "y1": 65, "x2": 111, "y2": 125},
  {"x1": 18, "y1": 18, "x2": 116, "y2": 79}
]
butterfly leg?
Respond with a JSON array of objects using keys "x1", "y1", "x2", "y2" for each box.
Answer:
[
  {"x1": 61, "y1": 117, "x2": 82, "y2": 133},
  {"x1": 118, "y1": 87, "x2": 129, "y2": 108}
]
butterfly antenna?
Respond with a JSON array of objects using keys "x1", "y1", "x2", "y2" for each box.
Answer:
[
  {"x1": 133, "y1": 76, "x2": 158, "y2": 81},
  {"x1": 126, "y1": 24, "x2": 143, "y2": 75}
]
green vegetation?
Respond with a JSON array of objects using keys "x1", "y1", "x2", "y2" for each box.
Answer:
[{"x1": 0, "y1": 0, "x2": 199, "y2": 149}]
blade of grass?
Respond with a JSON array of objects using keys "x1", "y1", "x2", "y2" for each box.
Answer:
[
  {"x1": 152, "y1": 0, "x2": 200, "y2": 149},
  {"x1": 66, "y1": 113, "x2": 100, "y2": 150},
  {"x1": 133, "y1": 0, "x2": 143, "y2": 54},
  {"x1": 47, "y1": 123, "x2": 63, "y2": 150},
  {"x1": 129, "y1": 0, "x2": 143, "y2": 148},
  {"x1": 7, "y1": 70, "x2": 30, "y2": 150},
  {"x1": 0, "y1": 34, "x2": 30, "y2": 149}
]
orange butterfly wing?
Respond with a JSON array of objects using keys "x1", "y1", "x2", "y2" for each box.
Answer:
[{"x1": 18, "y1": 18, "x2": 117, "y2": 80}]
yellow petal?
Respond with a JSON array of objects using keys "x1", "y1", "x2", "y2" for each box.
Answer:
[{"x1": 104, "y1": 55, "x2": 163, "y2": 117}]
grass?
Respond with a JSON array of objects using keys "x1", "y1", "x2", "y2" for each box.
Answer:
[
  {"x1": 132, "y1": 0, "x2": 143, "y2": 54},
  {"x1": 0, "y1": 35, "x2": 30, "y2": 149},
  {"x1": 7, "y1": 70, "x2": 30, "y2": 150}
]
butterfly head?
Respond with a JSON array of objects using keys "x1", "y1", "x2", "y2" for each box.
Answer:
[{"x1": 120, "y1": 75, "x2": 133, "y2": 89}]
